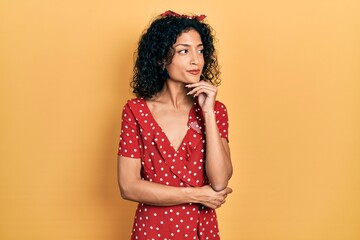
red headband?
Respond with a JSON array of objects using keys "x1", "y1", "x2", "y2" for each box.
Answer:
[{"x1": 160, "y1": 10, "x2": 206, "y2": 21}]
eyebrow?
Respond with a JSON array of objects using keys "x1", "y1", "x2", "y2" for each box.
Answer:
[{"x1": 173, "y1": 43, "x2": 203, "y2": 48}]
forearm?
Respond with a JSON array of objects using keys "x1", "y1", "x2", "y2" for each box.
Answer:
[
  {"x1": 204, "y1": 112, "x2": 233, "y2": 191},
  {"x1": 119, "y1": 177, "x2": 232, "y2": 209},
  {"x1": 120, "y1": 178, "x2": 198, "y2": 206}
]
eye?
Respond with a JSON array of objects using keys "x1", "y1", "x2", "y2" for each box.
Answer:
[
  {"x1": 178, "y1": 49, "x2": 188, "y2": 54},
  {"x1": 198, "y1": 49, "x2": 204, "y2": 54}
]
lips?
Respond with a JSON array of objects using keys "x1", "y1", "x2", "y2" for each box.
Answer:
[{"x1": 187, "y1": 69, "x2": 200, "y2": 75}]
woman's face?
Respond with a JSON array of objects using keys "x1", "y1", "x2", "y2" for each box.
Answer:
[{"x1": 165, "y1": 29, "x2": 204, "y2": 84}]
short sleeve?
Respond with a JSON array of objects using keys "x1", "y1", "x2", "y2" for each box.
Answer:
[
  {"x1": 215, "y1": 101, "x2": 229, "y2": 142},
  {"x1": 118, "y1": 103, "x2": 141, "y2": 158}
]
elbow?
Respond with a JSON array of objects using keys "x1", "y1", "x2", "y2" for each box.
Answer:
[
  {"x1": 119, "y1": 182, "x2": 134, "y2": 201},
  {"x1": 211, "y1": 181, "x2": 229, "y2": 192},
  {"x1": 120, "y1": 188, "x2": 130, "y2": 200},
  {"x1": 209, "y1": 169, "x2": 233, "y2": 192}
]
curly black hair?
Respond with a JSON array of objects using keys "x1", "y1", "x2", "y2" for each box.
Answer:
[{"x1": 131, "y1": 14, "x2": 221, "y2": 99}]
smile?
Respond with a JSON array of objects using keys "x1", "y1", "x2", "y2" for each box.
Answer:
[{"x1": 186, "y1": 70, "x2": 200, "y2": 75}]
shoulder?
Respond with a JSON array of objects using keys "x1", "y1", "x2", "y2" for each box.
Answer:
[
  {"x1": 121, "y1": 98, "x2": 145, "y2": 118},
  {"x1": 122, "y1": 97, "x2": 145, "y2": 109},
  {"x1": 125, "y1": 97, "x2": 144, "y2": 106},
  {"x1": 214, "y1": 100, "x2": 228, "y2": 112}
]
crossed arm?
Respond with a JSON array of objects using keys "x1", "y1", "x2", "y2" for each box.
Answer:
[
  {"x1": 118, "y1": 81, "x2": 233, "y2": 208},
  {"x1": 117, "y1": 155, "x2": 232, "y2": 209}
]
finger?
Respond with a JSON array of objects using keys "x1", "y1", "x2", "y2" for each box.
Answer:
[
  {"x1": 215, "y1": 197, "x2": 223, "y2": 202},
  {"x1": 205, "y1": 203, "x2": 217, "y2": 210},
  {"x1": 218, "y1": 189, "x2": 231, "y2": 198},
  {"x1": 192, "y1": 88, "x2": 217, "y2": 98},
  {"x1": 187, "y1": 86, "x2": 216, "y2": 96},
  {"x1": 193, "y1": 83, "x2": 216, "y2": 90},
  {"x1": 194, "y1": 90, "x2": 210, "y2": 98},
  {"x1": 188, "y1": 84, "x2": 216, "y2": 91},
  {"x1": 186, "y1": 81, "x2": 213, "y2": 88},
  {"x1": 224, "y1": 187, "x2": 233, "y2": 194}
]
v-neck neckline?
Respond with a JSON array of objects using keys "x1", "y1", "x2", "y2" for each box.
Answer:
[{"x1": 142, "y1": 98, "x2": 196, "y2": 153}]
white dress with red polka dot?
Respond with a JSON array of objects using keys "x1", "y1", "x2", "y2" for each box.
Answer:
[{"x1": 118, "y1": 98, "x2": 229, "y2": 240}]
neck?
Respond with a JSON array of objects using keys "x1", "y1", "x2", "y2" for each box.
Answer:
[{"x1": 154, "y1": 79, "x2": 193, "y2": 109}]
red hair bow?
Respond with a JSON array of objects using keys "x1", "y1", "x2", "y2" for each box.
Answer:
[{"x1": 160, "y1": 10, "x2": 206, "y2": 21}]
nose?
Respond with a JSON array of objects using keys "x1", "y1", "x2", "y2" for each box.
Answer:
[{"x1": 190, "y1": 51, "x2": 199, "y2": 65}]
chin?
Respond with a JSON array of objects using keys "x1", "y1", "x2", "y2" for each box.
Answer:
[{"x1": 186, "y1": 78, "x2": 201, "y2": 83}]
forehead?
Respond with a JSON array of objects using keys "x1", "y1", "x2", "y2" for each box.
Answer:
[{"x1": 174, "y1": 29, "x2": 202, "y2": 45}]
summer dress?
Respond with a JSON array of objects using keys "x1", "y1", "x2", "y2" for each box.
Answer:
[{"x1": 118, "y1": 97, "x2": 229, "y2": 240}]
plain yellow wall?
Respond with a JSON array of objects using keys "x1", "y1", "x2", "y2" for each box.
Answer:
[{"x1": 1, "y1": 0, "x2": 359, "y2": 239}]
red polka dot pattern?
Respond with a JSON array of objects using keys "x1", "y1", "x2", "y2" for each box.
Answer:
[{"x1": 118, "y1": 98, "x2": 229, "y2": 239}]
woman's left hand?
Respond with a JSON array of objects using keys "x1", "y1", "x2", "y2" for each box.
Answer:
[{"x1": 186, "y1": 81, "x2": 217, "y2": 113}]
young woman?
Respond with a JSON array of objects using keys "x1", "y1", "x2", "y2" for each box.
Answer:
[{"x1": 117, "y1": 10, "x2": 233, "y2": 239}]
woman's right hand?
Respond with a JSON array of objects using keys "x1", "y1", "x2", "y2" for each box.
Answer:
[{"x1": 192, "y1": 185, "x2": 233, "y2": 209}]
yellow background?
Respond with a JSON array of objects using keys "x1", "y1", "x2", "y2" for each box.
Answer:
[{"x1": 1, "y1": 0, "x2": 359, "y2": 239}]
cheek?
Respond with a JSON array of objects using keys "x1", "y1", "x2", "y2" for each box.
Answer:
[
  {"x1": 200, "y1": 56, "x2": 205, "y2": 67},
  {"x1": 167, "y1": 60, "x2": 184, "y2": 73},
  {"x1": 166, "y1": 64, "x2": 181, "y2": 77},
  {"x1": 167, "y1": 63, "x2": 177, "y2": 71}
]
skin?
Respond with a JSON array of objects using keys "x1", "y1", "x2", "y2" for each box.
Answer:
[{"x1": 118, "y1": 28, "x2": 233, "y2": 209}]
